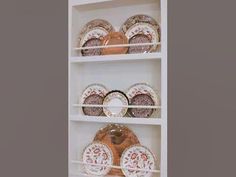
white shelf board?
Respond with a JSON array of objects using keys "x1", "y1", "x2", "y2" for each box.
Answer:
[
  {"x1": 70, "y1": 172, "x2": 123, "y2": 177},
  {"x1": 70, "y1": 53, "x2": 162, "y2": 63},
  {"x1": 73, "y1": 104, "x2": 161, "y2": 109},
  {"x1": 71, "y1": 160, "x2": 160, "y2": 173},
  {"x1": 74, "y1": 42, "x2": 161, "y2": 50},
  {"x1": 70, "y1": 0, "x2": 113, "y2": 6},
  {"x1": 70, "y1": 115, "x2": 162, "y2": 125}
]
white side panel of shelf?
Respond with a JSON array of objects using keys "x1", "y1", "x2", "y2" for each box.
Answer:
[{"x1": 161, "y1": 0, "x2": 168, "y2": 177}]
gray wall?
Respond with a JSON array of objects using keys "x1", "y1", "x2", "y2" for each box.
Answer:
[{"x1": 0, "y1": 0, "x2": 235, "y2": 177}]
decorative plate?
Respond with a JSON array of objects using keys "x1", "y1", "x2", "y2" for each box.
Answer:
[
  {"x1": 103, "y1": 91, "x2": 129, "y2": 117},
  {"x1": 78, "y1": 19, "x2": 114, "y2": 56},
  {"x1": 126, "y1": 23, "x2": 159, "y2": 53},
  {"x1": 120, "y1": 14, "x2": 160, "y2": 54},
  {"x1": 120, "y1": 14, "x2": 160, "y2": 34},
  {"x1": 82, "y1": 142, "x2": 113, "y2": 176},
  {"x1": 120, "y1": 145, "x2": 156, "y2": 177},
  {"x1": 101, "y1": 32, "x2": 128, "y2": 55},
  {"x1": 81, "y1": 84, "x2": 109, "y2": 116},
  {"x1": 129, "y1": 94, "x2": 155, "y2": 118},
  {"x1": 94, "y1": 124, "x2": 140, "y2": 176},
  {"x1": 126, "y1": 83, "x2": 160, "y2": 118}
]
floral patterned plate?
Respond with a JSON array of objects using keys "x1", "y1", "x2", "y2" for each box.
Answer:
[
  {"x1": 126, "y1": 23, "x2": 159, "y2": 53},
  {"x1": 129, "y1": 94, "x2": 155, "y2": 118},
  {"x1": 78, "y1": 19, "x2": 114, "y2": 56},
  {"x1": 120, "y1": 14, "x2": 160, "y2": 54},
  {"x1": 120, "y1": 145, "x2": 156, "y2": 177},
  {"x1": 103, "y1": 90, "x2": 129, "y2": 117},
  {"x1": 120, "y1": 14, "x2": 160, "y2": 34},
  {"x1": 81, "y1": 84, "x2": 109, "y2": 116},
  {"x1": 126, "y1": 83, "x2": 160, "y2": 118},
  {"x1": 82, "y1": 142, "x2": 113, "y2": 176}
]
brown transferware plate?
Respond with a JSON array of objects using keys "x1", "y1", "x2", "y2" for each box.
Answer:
[
  {"x1": 120, "y1": 14, "x2": 161, "y2": 53},
  {"x1": 78, "y1": 19, "x2": 114, "y2": 56},
  {"x1": 129, "y1": 93, "x2": 155, "y2": 118},
  {"x1": 81, "y1": 84, "x2": 109, "y2": 116}
]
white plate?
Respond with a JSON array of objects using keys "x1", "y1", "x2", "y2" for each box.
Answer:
[
  {"x1": 103, "y1": 91, "x2": 129, "y2": 117},
  {"x1": 82, "y1": 142, "x2": 113, "y2": 176},
  {"x1": 120, "y1": 145, "x2": 156, "y2": 177}
]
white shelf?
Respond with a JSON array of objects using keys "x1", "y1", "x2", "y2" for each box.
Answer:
[
  {"x1": 70, "y1": 0, "x2": 112, "y2": 6},
  {"x1": 70, "y1": 172, "x2": 121, "y2": 177},
  {"x1": 70, "y1": 115, "x2": 162, "y2": 125},
  {"x1": 74, "y1": 42, "x2": 161, "y2": 50},
  {"x1": 70, "y1": 52, "x2": 161, "y2": 63},
  {"x1": 73, "y1": 104, "x2": 161, "y2": 109},
  {"x1": 71, "y1": 160, "x2": 160, "y2": 173},
  {"x1": 69, "y1": 0, "x2": 167, "y2": 176}
]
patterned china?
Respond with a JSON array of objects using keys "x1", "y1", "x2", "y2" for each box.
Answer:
[
  {"x1": 120, "y1": 145, "x2": 156, "y2": 177},
  {"x1": 82, "y1": 142, "x2": 113, "y2": 176},
  {"x1": 81, "y1": 84, "x2": 109, "y2": 116},
  {"x1": 130, "y1": 93, "x2": 155, "y2": 118},
  {"x1": 103, "y1": 90, "x2": 129, "y2": 117},
  {"x1": 126, "y1": 83, "x2": 160, "y2": 118},
  {"x1": 120, "y1": 14, "x2": 161, "y2": 54},
  {"x1": 78, "y1": 19, "x2": 114, "y2": 56}
]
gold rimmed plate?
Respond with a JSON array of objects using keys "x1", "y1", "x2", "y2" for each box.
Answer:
[
  {"x1": 126, "y1": 83, "x2": 160, "y2": 118},
  {"x1": 120, "y1": 14, "x2": 160, "y2": 34},
  {"x1": 120, "y1": 144, "x2": 157, "y2": 177},
  {"x1": 78, "y1": 19, "x2": 114, "y2": 56},
  {"x1": 81, "y1": 84, "x2": 109, "y2": 116},
  {"x1": 120, "y1": 14, "x2": 161, "y2": 54},
  {"x1": 103, "y1": 90, "x2": 129, "y2": 118},
  {"x1": 82, "y1": 142, "x2": 113, "y2": 176}
]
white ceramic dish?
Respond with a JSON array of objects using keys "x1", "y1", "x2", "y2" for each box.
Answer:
[
  {"x1": 103, "y1": 91, "x2": 129, "y2": 117},
  {"x1": 82, "y1": 142, "x2": 113, "y2": 176},
  {"x1": 120, "y1": 145, "x2": 156, "y2": 177}
]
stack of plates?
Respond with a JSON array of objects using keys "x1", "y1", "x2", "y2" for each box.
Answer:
[{"x1": 120, "y1": 14, "x2": 161, "y2": 54}]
